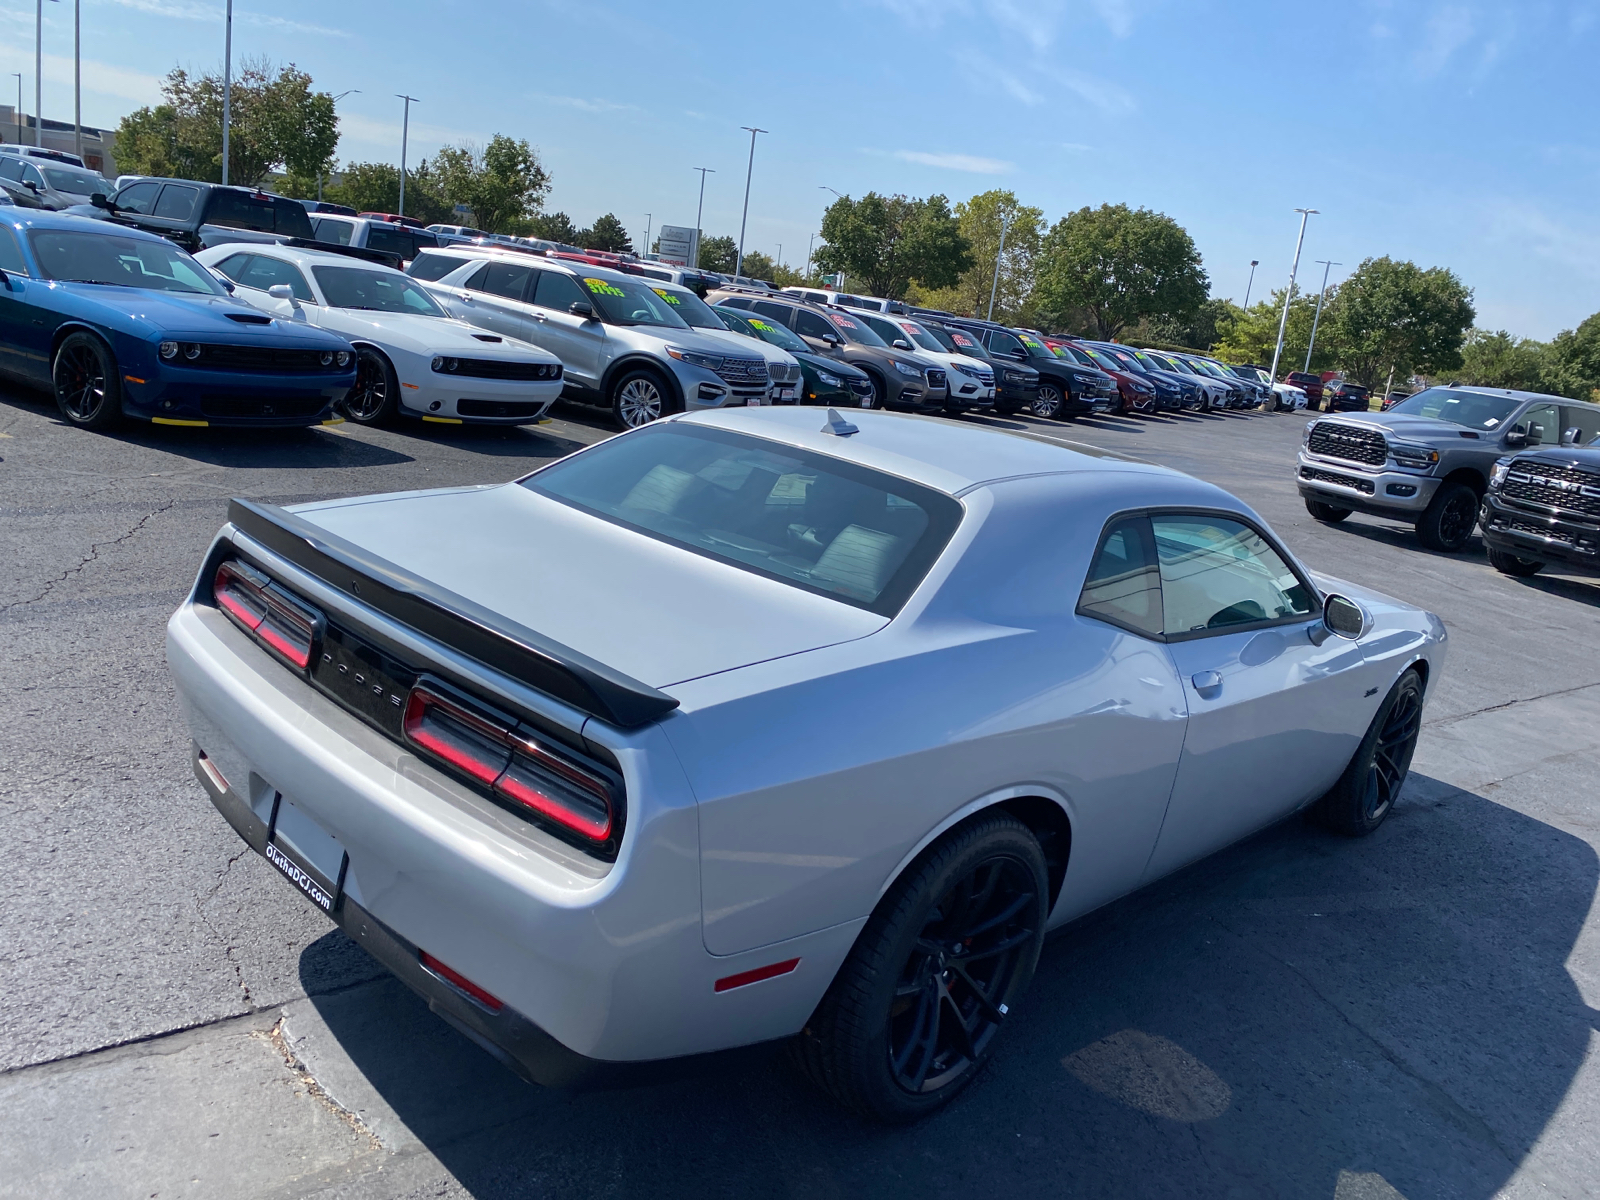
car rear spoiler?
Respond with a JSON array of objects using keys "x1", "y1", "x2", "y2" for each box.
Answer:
[
  {"x1": 226, "y1": 498, "x2": 680, "y2": 729},
  {"x1": 282, "y1": 238, "x2": 403, "y2": 271}
]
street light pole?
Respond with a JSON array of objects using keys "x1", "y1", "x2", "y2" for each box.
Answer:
[
  {"x1": 643, "y1": 212, "x2": 651, "y2": 255},
  {"x1": 1243, "y1": 259, "x2": 1259, "y2": 309},
  {"x1": 395, "y1": 94, "x2": 418, "y2": 216},
  {"x1": 691, "y1": 166, "x2": 713, "y2": 269},
  {"x1": 221, "y1": 0, "x2": 232, "y2": 182},
  {"x1": 1304, "y1": 259, "x2": 1341, "y2": 373},
  {"x1": 73, "y1": 0, "x2": 80, "y2": 160},
  {"x1": 317, "y1": 89, "x2": 359, "y2": 202},
  {"x1": 36, "y1": 0, "x2": 59, "y2": 148},
  {"x1": 11, "y1": 75, "x2": 21, "y2": 145},
  {"x1": 734, "y1": 125, "x2": 766, "y2": 279},
  {"x1": 986, "y1": 211, "x2": 1012, "y2": 322},
  {"x1": 1268, "y1": 208, "x2": 1317, "y2": 386}
]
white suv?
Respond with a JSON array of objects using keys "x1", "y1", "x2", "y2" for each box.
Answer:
[
  {"x1": 409, "y1": 248, "x2": 774, "y2": 428},
  {"x1": 853, "y1": 311, "x2": 995, "y2": 407}
]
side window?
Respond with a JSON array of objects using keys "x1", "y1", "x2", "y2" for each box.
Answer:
[
  {"x1": 471, "y1": 260, "x2": 535, "y2": 301},
  {"x1": 313, "y1": 218, "x2": 353, "y2": 246},
  {"x1": 1515, "y1": 403, "x2": 1562, "y2": 446},
  {"x1": 1151, "y1": 515, "x2": 1315, "y2": 637},
  {"x1": 718, "y1": 296, "x2": 752, "y2": 310},
  {"x1": 862, "y1": 315, "x2": 901, "y2": 344},
  {"x1": 531, "y1": 270, "x2": 587, "y2": 311},
  {"x1": 365, "y1": 224, "x2": 406, "y2": 255},
  {"x1": 113, "y1": 181, "x2": 160, "y2": 214},
  {"x1": 989, "y1": 330, "x2": 1023, "y2": 356},
  {"x1": 0, "y1": 158, "x2": 23, "y2": 182},
  {"x1": 1078, "y1": 516, "x2": 1163, "y2": 638},
  {"x1": 751, "y1": 300, "x2": 794, "y2": 324},
  {"x1": 793, "y1": 309, "x2": 836, "y2": 340},
  {"x1": 406, "y1": 251, "x2": 461, "y2": 282},
  {"x1": 22, "y1": 163, "x2": 45, "y2": 188},
  {"x1": 0, "y1": 225, "x2": 26, "y2": 274},
  {"x1": 152, "y1": 184, "x2": 199, "y2": 221},
  {"x1": 1561, "y1": 405, "x2": 1600, "y2": 445},
  {"x1": 234, "y1": 254, "x2": 315, "y2": 302},
  {"x1": 211, "y1": 251, "x2": 252, "y2": 282}
]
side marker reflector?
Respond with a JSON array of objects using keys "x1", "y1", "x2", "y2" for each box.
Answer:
[
  {"x1": 123, "y1": 375, "x2": 146, "y2": 384},
  {"x1": 420, "y1": 951, "x2": 503, "y2": 1012},
  {"x1": 714, "y1": 958, "x2": 800, "y2": 993}
]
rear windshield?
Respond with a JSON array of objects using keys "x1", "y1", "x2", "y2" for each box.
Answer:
[
  {"x1": 1387, "y1": 388, "x2": 1518, "y2": 429},
  {"x1": 522, "y1": 423, "x2": 962, "y2": 614},
  {"x1": 204, "y1": 191, "x2": 314, "y2": 238}
]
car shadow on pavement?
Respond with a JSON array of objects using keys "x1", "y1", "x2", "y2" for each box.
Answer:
[
  {"x1": 114, "y1": 425, "x2": 420, "y2": 469},
  {"x1": 298, "y1": 771, "x2": 1597, "y2": 1199},
  {"x1": 383, "y1": 422, "x2": 592, "y2": 459}
]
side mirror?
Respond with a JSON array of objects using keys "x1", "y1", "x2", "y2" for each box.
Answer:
[
  {"x1": 892, "y1": 338, "x2": 911, "y2": 350},
  {"x1": 91, "y1": 192, "x2": 109, "y2": 208},
  {"x1": 1310, "y1": 593, "x2": 1369, "y2": 644},
  {"x1": 23, "y1": 180, "x2": 38, "y2": 192},
  {"x1": 822, "y1": 333, "x2": 841, "y2": 346},
  {"x1": 1562, "y1": 426, "x2": 1581, "y2": 446},
  {"x1": 266, "y1": 283, "x2": 297, "y2": 302},
  {"x1": 1503, "y1": 427, "x2": 1527, "y2": 447},
  {"x1": 569, "y1": 300, "x2": 595, "y2": 319}
]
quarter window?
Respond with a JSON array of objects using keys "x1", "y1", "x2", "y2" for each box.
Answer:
[
  {"x1": 1151, "y1": 515, "x2": 1314, "y2": 636},
  {"x1": 531, "y1": 270, "x2": 587, "y2": 312},
  {"x1": 469, "y1": 260, "x2": 535, "y2": 301},
  {"x1": 1078, "y1": 516, "x2": 1163, "y2": 638}
]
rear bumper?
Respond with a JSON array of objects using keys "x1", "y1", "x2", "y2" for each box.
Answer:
[{"x1": 1481, "y1": 493, "x2": 1600, "y2": 574}]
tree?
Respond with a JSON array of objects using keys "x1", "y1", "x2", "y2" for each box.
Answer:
[
  {"x1": 1545, "y1": 312, "x2": 1600, "y2": 401},
  {"x1": 115, "y1": 59, "x2": 337, "y2": 187},
  {"x1": 698, "y1": 235, "x2": 737, "y2": 273},
  {"x1": 430, "y1": 135, "x2": 549, "y2": 235},
  {"x1": 322, "y1": 161, "x2": 448, "y2": 225},
  {"x1": 908, "y1": 190, "x2": 1043, "y2": 322},
  {"x1": 813, "y1": 192, "x2": 970, "y2": 299},
  {"x1": 1324, "y1": 257, "x2": 1475, "y2": 389},
  {"x1": 1457, "y1": 330, "x2": 1553, "y2": 392},
  {"x1": 738, "y1": 250, "x2": 776, "y2": 281},
  {"x1": 525, "y1": 211, "x2": 581, "y2": 243},
  {"x1": 1033, "y1": 203, "x2": 1208, "y2": 341},
  {"x1": 1212, "y1": 286, "x2": 1335, "y2": 372},
  {"x1": 578, "y1": 213, "x2": 632, "y2": 253}
]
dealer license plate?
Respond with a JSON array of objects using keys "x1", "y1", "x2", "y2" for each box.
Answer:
[{"x1": 264, "y1": 794, "x2": 347, "y2": 914}]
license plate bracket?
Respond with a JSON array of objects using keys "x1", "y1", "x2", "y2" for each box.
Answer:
[{"x1": 264, "y1": 793, "x2": 347, "y2": 914}]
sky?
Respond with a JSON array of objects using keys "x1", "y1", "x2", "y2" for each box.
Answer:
[{"x1": 1, "y1": 0, "x2": 1597, "y2": 339}]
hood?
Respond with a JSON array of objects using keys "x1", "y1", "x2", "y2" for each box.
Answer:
[
  {"x1": 288, "y1": 482, "x2": 888, "y2": 691},
  {"x1": 55, "y1": 283, "x2": 349, "y2": 345},
  {"x1": 318, "y1": 310, "x2": 554, "y2": 359},
  {"x1": 1511, "y1": 447, "x2": 1600, "y2": 469},
  {"x1": 690, "y1": 326, "x2": 797, "y2": 367},
  {"x1": 795, "y1": 350, "x2": 868, "y2": 379}
]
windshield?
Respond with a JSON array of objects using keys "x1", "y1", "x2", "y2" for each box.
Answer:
[
  {"x1": 939, "y1": 327, "x2": 988, "y2": 359},
  {"x1": 522, "y1": 423, "x2": 962, "y2": 614},
  {"x1": 1083, "y1": 346, "x2": 1124, "y2": 373},
  {"x1": 311, "y1": 265, "x2": 446, "y2": 315},
  {"x1": 1017, "y1": 334, "x2": 1054, "y2": 360},
  {"x1": 27, "y1": 230, "x2": 226, "y2": 294},
  {"x1": 898, "y1": 322, "x2": 946, "y2": 354},
  {"x1": 580, "y1": 275, "x2": 688, "y2": 327},
  {"x1": 730, "y1": 310, "x2": 808, "y2": 353},
  {"x1": 827, "y1": 311, "x2": 888, "y2": 348},
  {"x1": 648, "y1": 286, "x2": 721, "y2": 330},
  {"x1": 42, "y1": 165, "x2": 106, "y2": 195},
  {"x1": 1386, "y1": 388, "x2": 1521, "y2": 430},
  {"x1": 1132, "y1": 350, "x2": 1168, "y2": 373}
]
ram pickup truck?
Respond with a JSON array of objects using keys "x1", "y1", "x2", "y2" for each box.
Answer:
[
  {"x1": 1296, "y1": 385, "x2": 1600, "y2": 552},
  {"x1": 1480, "y1": 428, "x2": 1600, "y2": 577}
]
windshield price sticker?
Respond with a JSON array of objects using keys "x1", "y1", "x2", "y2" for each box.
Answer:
[
  {"x1": 584, "y1": 278, "x2": 626, "y2": 297},
  {"x1": 750, "y1": 319, "x2": 776, "y2": 332},
  {"x1": 650, "y1": 288, "x2": 681, "y2": 305},
  {"x1": 830, "y1": 314, "x2": 858, "y2": 329}
]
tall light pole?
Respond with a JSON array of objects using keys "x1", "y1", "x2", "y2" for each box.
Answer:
[
  {"x1": 816, "y1": 187, "x2": 842, "y2": 284},
  {"x1": 776, "y1": 242, "x2": 782, "y2": 270},
  {"x1": 734, "y1": 125, "x2": 766, "y2": 279},
  {"x1": 395, "y1": 94, "x2": 418, "y2": 216},
  {"x1": 73, "y1": 0, "x2": 80, "y2": 159},
  {"x1": 318, "y1": 89, "x2": 359, "y2": 201},
  {"x1": 986, "y1": 210, "x2": 1012, "y2": 322},
  {"x1": 691, "y1": 166, "x2": 713, "y2": 269},
  {"x1": 1304, "y1": 259, "x2": 1341, "y2": 374},
  {"x1": 11, "y1": 75, "x2": 21, "y2": 145},
  {"x1": 221, "y1": 0, "x2": 232, "y2": 181},
  {"x1": 1268, "y1": 208, "x2": 1317, "y2": 385},
  {"x1": 36, "y1": 0, "x2": 59, "y2": 148},
  {"x1": 1243, "y1": 259, "x2": 1259, "y2": 309},
  {"x1": 643, "y1": 212, "x2": 651, "y2": 255}
]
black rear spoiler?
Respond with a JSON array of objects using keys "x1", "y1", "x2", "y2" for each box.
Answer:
[
  {"x1": 226, "y1": 498, "x2": 680, "y2": 729},
  {"x1": 283, "y1": 238, "x2": 404, "y2": 271}
]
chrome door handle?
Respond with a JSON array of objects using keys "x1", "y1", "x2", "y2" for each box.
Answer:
[
  {"x1": 532, "y1": 312, "x2": 546, "y2": 321},
  {"x1": 1191, "y1": 670, "x2": 1223, "y2": 696},
  {"x1": 458, "y1": 293, "x2": 473, "y2": 303}
]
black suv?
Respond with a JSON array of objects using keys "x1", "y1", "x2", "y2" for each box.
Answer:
[
  {"x1": 1480, "y1": 413, "x2": 1600, "y2": 578},
  {"x1": 928, "y1": 314, "x2": 1116, "y2": 420}
]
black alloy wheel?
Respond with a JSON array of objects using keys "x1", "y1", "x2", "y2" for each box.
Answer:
[
  {"x1": 1032, "y1": 383, "x2": 1067, "y2": 420},
  {"x1": 1487, "y1": 547, "x2": 1545, "y2": 577},
  {"x1": 1415, "y1": 481, "x2": 1479, "y2": 552},
  {"x1": 793, "y1": 812, "x2": 1048, "y2": 1122},
  {"x1": 52, "y1": 331, "x2": 123, "y2": 429},
  {"x1": 1315, "y1": 670, "x2": 1424, "y2": 836},
  {"x1": 343, "y1": 347, "x2": 398, "y2": 425}
]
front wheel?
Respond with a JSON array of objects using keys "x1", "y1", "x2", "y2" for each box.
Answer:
[
  {"x1": 1305, "y1": 498, "x2": 1352, "y2": 523},
  {"x1": 1415, "y1": 481, "x2": 1478, "y2": 552},
  {"x1": 610, "y1": 367, "x2": 673, "y2": 429},
  {"x1": 1313, "y1": 669, "x2": 1424, "y2": 836},
  {"x1": 1487, "y1": 547, "x2": 1544, "y2": 577},
  {"x1": 52, "y1": 331, "x2": 123, "y2": 429},
  {"x1": 1032, "y1": 383, "x2": 1067, "y2": 420},
  {"x1": 343, "y1": 347, "x2": 398, "y2": 425},
  {"x1": 792, "y1": 812, "x2": 1048, "y2": 1122}
]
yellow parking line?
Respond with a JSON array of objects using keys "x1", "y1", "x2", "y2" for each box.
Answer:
[
  {"x1": 321, "y1": 418, "x2": 345, "y2": 425},
  {"x1": 151, "y1": 417, "x2": 209, "y2": 427},
  {"x1": 421, "y1": 415, "x2": 462, "y2": 424}
]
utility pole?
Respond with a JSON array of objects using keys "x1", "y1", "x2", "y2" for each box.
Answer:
[
  {"x1": 1243, "y1": 259, "x2": 1259, "y2": 309},
  {"x1": 36, "y1": 0, "x2": 59, "y2": 148},
  {"x1": 11, "y1": 76, "x2": 21, "y2": 145},
  {"x1": 643, "y1": 213, "x2": 651, "y2": 255},
  {"x1": 395, "y1": 94, "x2": 418, "y2": 216},
  {"x1": 1268, "y1": 208, "x2": 1317, "y2": 385},
  {"x1": 806, "y1": 232, "x2": 815, "y2": 277},
  {"x1": 73, "y1": 0, "x2": 80, "y2": 160},
  {"x1": 1304, "y1": 259, "x2": 1341, "y2": 373},
  {"x1": 691, "y1": 167, "x2": 713, "y2": 269},
  {"x1": 734, "y1": 126, "x2": 766, "y2": 279},
  {"x1": 221, "y1": 0, "x2": 231, "y2": 181},
  {"x1": 986, "y1": 211, "x2": 1012, "y2": 322}
]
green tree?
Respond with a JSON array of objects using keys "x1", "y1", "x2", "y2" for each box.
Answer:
[
  {"x1": 1033, "y1": 203, "x2": 1208, "y2": 340},
  {"x1": 578, "y1": 212, "x2": 633, "y2": 253},
  {"x1": 1545, "y1": 312, "x2": 1600, "y2": 401},
  {"x1": 738, "y1": 250, "x2": 777, "y2": 281},
  {"x1": 909, "y1": 189, "x2": 1043, "y2": 322},
  {"x1": 430, "y1": 135, "x2": 550, "y2": 235},
  {"x1": 322, "y1": 161, "x2": 448, "y2": 225},
  {"x1": 1213, "y1": 286, "x2": 1335, "y2": 373},
  {"x1": 1324, "y1": 256, "x2": 1475, "y2": 389},
  {"x1": 698, "y1": 235, "x2": 737, "y2": 273},
  {"x1": 115, "y1": 59, "x2": 337, "y2": 187},
  {"x1": 813, "y1": 192, "x2": 970, "y2": 299},
  {"x1": 1456, "y1": 329, "x2": 1554, "y2": 392},
  {"x1": 525, "y1": 211, "x2": 581, "y2": 243}
]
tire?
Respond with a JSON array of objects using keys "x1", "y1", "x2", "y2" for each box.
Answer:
[
  {"x1": 1304, "y1": 498, "x2": 1352, "y2": 523},
  {"x1": 860, "y1": 368, "x2": 889, "y2": 410},
  {"x1": 342, "y1": 347, "x2": 398, "y2": 425},
  {"x1": 1487, "y1": 547, "x2": 1544, "y2": 577},
  {"x1": 610, "y1": 366, "x2": 674, "y2": 429},
  {"x1": 1415, "y1": 481, "x2": 1478, "y2": 552},
  {"x1": 1032, "y1": 383, "x2": 1067, "y2": 420},
  {"x1": 792, "y1": 811, "x2": 1049, "y2": 1123},
  {"x1": 52, "y1": 331, "x2": 123, "y2": 429},
  {"x1": 1313, "y1": 669, "x2": 1424, "y2": 836}
]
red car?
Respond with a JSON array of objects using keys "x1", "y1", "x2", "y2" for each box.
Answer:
[
  {"x1": 357, "y1": 211, "x2": 426, "y2": 229},
  {"x1": 1283, "y1": 371, "x2": 1325, "y2": 409},
  {"x1": 1045, "y1": 337, "x2": 1156, "y2": 414}
]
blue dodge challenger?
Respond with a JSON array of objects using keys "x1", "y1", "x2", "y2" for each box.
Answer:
[{"x1": 0, "y1": 210, "x2": 357, "y2": 429}]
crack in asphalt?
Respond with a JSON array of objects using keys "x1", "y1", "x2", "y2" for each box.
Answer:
[
  {"x1": 192, "y1": 845, "x2": 257, "y2": 1007},
  {"x1": 0, "y1": 499, "x2": 176, "y2": 616},
  {"x1": 1423, "y1": 679, "x2": 1600, "y2": 729}
]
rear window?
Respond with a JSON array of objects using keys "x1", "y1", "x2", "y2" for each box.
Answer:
[
  {"x1": 406, "y1": 251, "x2": 465, "y2": 281},
  {"x1": 205, "y1": 191, "x2": 313, "y2": 238},
  {"x1": 522, "y1": 423, "x2": 962, "y2": 614}
]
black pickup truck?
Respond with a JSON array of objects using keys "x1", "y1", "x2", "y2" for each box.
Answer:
[{"x1": 1480, "y1": 422, "x2": 1600, "y2": 577}]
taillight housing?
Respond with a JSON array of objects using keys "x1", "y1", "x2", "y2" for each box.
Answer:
[
  {"x1": 403, "y1": 683, "x2": 618, "y2": 848},
  {"x1": 212, "y1": 560, "x2": 320, "y2": 672}
]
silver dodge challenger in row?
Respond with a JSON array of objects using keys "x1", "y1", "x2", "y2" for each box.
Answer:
[{"x1": 166, "y1": 407, "x2": 1445, "y2": 1121}]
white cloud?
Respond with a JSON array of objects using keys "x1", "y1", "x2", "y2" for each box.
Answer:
[
  {"x1": 893, "y1": 149, "x2": 1013, "y2": 173},
  {"x1": 0, "y1": 44, "x2": 162, "y2": 107},
  {"x1": 93, "y1": 0, "x2": 348, "y2": 38},
  {"x1": 1059, "y1": 70, "x2": 1136, "y2": 116},
  {"x1": 335, "y1": 111, "x2": 487, "y2": 153},
  {"x1": 1091, "y1": 0, "x2": 1134, "y2": 38},
  {"x1": 1414, "y1": 5, "x2": 1475, "y2": 75},
  {"x1": 528, "y1": 93, "x2": 638, "y2": 114}
]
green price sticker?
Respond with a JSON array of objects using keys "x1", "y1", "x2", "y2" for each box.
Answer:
[
  {"x1": 750, "y1": 319, "x2": 775, "y2": 332},
  {"x1": 650, "y1": 288, "x2": 681, "y2": 304},
  {"x1": 584, "y1": 278, "x2": 626, "y2": 297}
]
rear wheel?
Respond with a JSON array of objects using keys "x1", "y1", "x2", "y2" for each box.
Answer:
[
  {"x1": 1032, "y1": 383, "x2": 1067, "y2": 420},
  {"x1": 343, "y1": 347, "x2": 398, "y2": 425},
  {"x1": 52, "y1": 332, "x2": 123, "y2": 429},
  {"x1": 861, "y1": 368, "x2": 889, "y2": 410},
  {"x1": 1305, "y1": 498, "x2": 1352, "y2": 523},
  {"x1": 792, "y1": 812, "x2": 1048, "y2": 1123},
  {"x1": 1313, "y1": 669, "x2": 1423, "y2": 836},
  {"x1": 1487, "y1": 547, "x2": 1544, "y2": 577},
  {"x1": 610, "y1": 367, "x2": 673, "y2": 429},
  {"x1": 1415, "y1": 481, "x2": 1478, "y2": 552}
]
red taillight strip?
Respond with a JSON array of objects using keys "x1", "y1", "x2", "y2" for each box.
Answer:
[
  {"x1": 714, "y1": 958, "x2": 800, "y2": 993},
  {"x1": 419, "y1": 951, "x2": 503, "y2": 1013},
  {"x1": 495, "y1": 762, "x2": 612, "y2": 841},
  {"x1": 213, "y1": 560, "x2": 319, "y2": 672},
  {"x1": 403, "y1": 688, "x2": 513, "y2": 786}
]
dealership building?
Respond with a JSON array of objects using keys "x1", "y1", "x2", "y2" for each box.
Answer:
[{"x1": 0, "y1": 106, "x2": 118, "y2": 176}]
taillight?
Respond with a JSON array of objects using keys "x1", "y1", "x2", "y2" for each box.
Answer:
[
  {"x1": 403, "y1": 687, "x2": 512, "y2": 786},
  {"x1": 495, "y1": 735, "x2": 613, "y2": 841},
  {"x1": 213, "y1": 560, "x2": 320, "y2": 672},
  {"x1": 214, "y1": 560, "x2": 270, "y2": 629}
]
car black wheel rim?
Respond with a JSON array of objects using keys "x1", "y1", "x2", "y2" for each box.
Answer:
[
  {"x1": 1363, "y1": 683, "x2": 1421, "y2": 822},
  {"x1": 888, "y1": 855, "x2": 1038, "y2": 1095},
  {"x1": 57, "y1": 343, "x2": 106, "y2": 421},
  {"x1": 617, "y1": 377, "x2": 662, "y2": 427},
  {"x1": 346, "y1": 352, "x2": 389, "y2": 420},
  {"x1": 1438, "y1": 493, "x2": 1474, "y2": 545},
  {"x1": 1033, "y1": 387, "x2": 1062, "y2": 418}
]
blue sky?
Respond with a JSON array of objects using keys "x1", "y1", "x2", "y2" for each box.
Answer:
[{"x1": 2, "y1": 0, "x2": 1597, "y2": 338}]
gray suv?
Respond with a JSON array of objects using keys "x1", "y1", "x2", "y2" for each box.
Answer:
[
  {"x1": 1296, "y1": 385, "x2": 1596, "y2": 551},
  {"x1": 409, "y1": 248, "x2": 772, "y2": 428}
]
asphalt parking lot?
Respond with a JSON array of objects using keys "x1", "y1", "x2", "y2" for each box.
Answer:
[{"x1": 2, "y1": 391, "x2": 1598, "y2": 1200}]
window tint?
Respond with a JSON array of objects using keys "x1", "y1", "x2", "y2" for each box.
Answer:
[
  {"x1": 1151, "y1": 515, "x2": 1314, "y2": 636},
  {"x1": 1515, "y1": 403, "x2": 1562, "y2": 446},
  {"x1": 1386, "y1": 387, "x2": 1519, "y2": 429},
  {"x1": 793, "y1": 309, "x2": 837, "y2": 340},
  {"x1": 988, "y1": 330, "x2": 1023, "y2": 356},
  {"x1": 0, "y1": 225, "x2": 26, "y2": 274},
  {"x1": 152, "y1": 184, "x2": 199, "y2": 220},
  {"x1": 1562, "y1": 405, "x2": 1600, "y2": 445},
  {"x1": 406, "y1": 251, "x2": 464, "y2": 281},
  {"x1": 0, "y1": 158, "x2": 22, "y2": 182},
  {"x1": 230, "y1": 253, "x2": 314, "y2": 301},
  {"x1": 718, "y1": 296, "x2": 753, "y2": 309},
  {"x1": 113, "y1": 181, "x2": 160, "y2": 214},
  {"x1": 469, "y1": 260, "x2": 535, "y2": 301},
  {"x1": 311, "y1": 265, "x2": 446, "y2": 315},
  {"x1": 313, "y1": 218, "x2": 353, "y2": 246},
  {"x1": 1078, "y1": 516, "x2": 1163, "y2": 638},
  {"x1": 860, "y1": 314, "x2": 902, "y2": 343},
  {"x1": 21, "y1": 163, "x2": 44, "y2": 188},
  {"x1": 211, "y1": 252, "x2": 251, "y2": 282},
  {"x1": 531, "y1": 269, "x2": 587, "y2": 312},
  {"x1": 27, "y1": 230, "x2": 225, "y2": 295}
]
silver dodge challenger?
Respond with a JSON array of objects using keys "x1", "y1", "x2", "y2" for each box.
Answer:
[{"x1": 166, "y1": 407, "x2": 1446, "y2": 1121}]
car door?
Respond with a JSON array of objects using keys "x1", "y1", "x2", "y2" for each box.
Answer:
[
  {"x1": 788, "y1": 306, "x2": 845, "y2": 359},
  {"x1": 1511, "y1": 401, "x2": 1563, "y2": 448},
  {"x1": 528, "y1": 269, "x2": 605, "y2": 389},
  {"x1": 450, "y1": 259, "x2": 537, "y2": 341},
  {"x1": 1141, "y1": 511, "x2": 1374, "y2": 882},
  {"x1": 0, "y1": 223, "x2": 40, "y2": 380}
]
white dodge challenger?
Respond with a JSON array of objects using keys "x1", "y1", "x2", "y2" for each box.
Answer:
[
  {"x1": 195, "y1": 243, "x2": 565, "y2": 427},
  {"x1": 166, "y1": 408, "x2": 1445, "y2": 1120}
]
